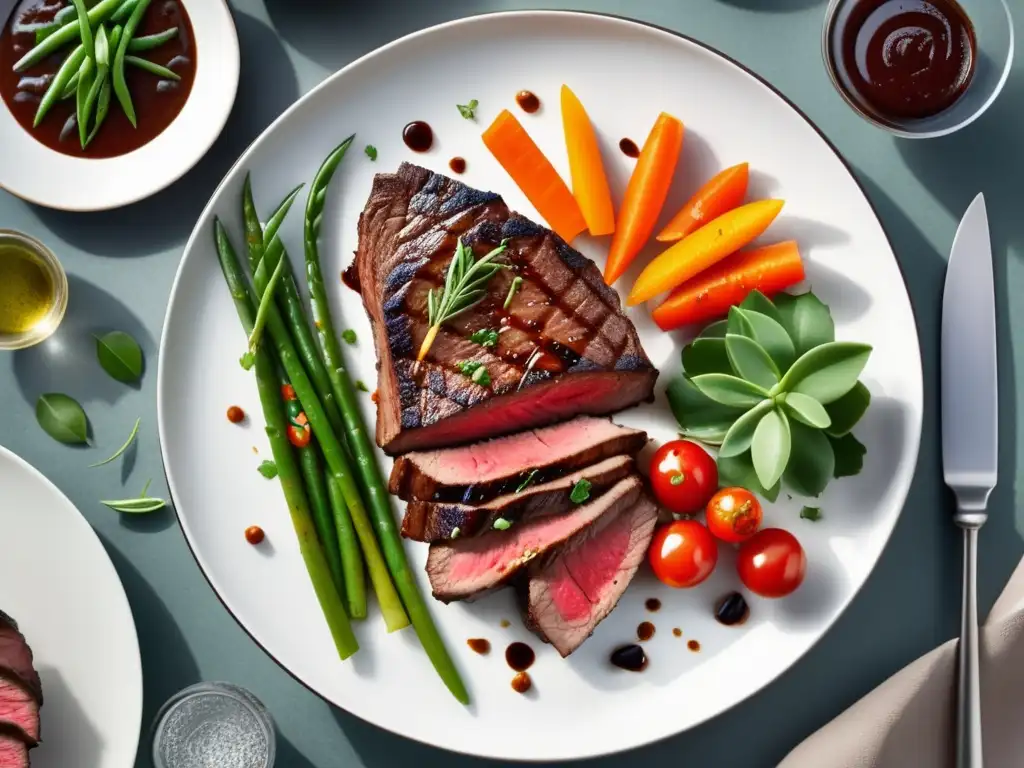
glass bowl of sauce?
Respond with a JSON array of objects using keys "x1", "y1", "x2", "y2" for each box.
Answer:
[
  {"x1": 0, "y1": 230, "x2": 67, "y2": 350},
  {"x1": 822, "y1": 0, "x2": 1013, "y2": 137}
]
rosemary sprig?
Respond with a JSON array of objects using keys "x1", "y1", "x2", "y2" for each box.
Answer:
[{"x1": 417, "y1": 237, "x2": 509, "y2": 361}]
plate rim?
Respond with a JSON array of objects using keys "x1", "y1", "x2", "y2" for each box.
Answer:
[
  {"x1": 0, "y1": 444, "x2": 144, "y2": 767},
  {"x1": 0, "y1": 0, "x2": 240, "y2": 212},
  {"x1": 156, "y1": 9, "x2": 923, "y2": 761}
]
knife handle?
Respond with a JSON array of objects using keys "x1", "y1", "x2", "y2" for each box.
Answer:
[{"x1": 956, "y1": 524, "x2": 983, "y2": 768}]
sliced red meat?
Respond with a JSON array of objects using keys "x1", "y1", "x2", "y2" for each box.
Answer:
[
  {"x1": 0, "y1": 613, "x2": 41, "y2": 704},
  {"x1": 519, "y1": 487, "x2": 658, "y2": 656},
  {"x1": 0, "y1": 727, "x2": 29, "y2": 768},
  {"x1": 402, "y1": 455, "x2": 635, "y2": 542},
  {"x1": 389, "y1": 416, "x2": 647, "y2": 503},
  {"x1": 0, "y1": 670, "x2": 39, "y2": 746},
  {"x1": 354, "y1": 163, "x2": 658, "y2": 454},
  {"x1": 427, "y1": 477, "x2": 643, "y2": 603}
]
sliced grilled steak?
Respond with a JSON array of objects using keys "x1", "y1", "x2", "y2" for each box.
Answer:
[
  {"x1": 402, "y1": 455, "x2": 634, "y2": 542},
  {"x1": 0, "y1": 613, "x2": 41, "y2": 704},
  {"x1": 519, "y1": 488, "x2": 658, "y2": 657},
  {"x1": 427, "y1": 477, "x2": 644, "y2": 603},
  {"x1": 389, "y1": 416, "x2": 646, "y2": 503},
  {"x1": 0, "y1": 670, "x2": 39, "y2": 746},
  {"x1": 0, "y1": 727, "x2": 29, "y2": 768},
  {"x1": 355, "y1": 162, "x2": 657, "y2": 455}
]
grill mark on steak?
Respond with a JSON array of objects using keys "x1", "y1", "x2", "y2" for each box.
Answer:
[{"x1": 355, "y1": 163, "x2": 657, "y2": 454}]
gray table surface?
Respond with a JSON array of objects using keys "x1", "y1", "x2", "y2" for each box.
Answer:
[{"x1": 1, "y1": 1, "x2": 1022, "y2": 766}]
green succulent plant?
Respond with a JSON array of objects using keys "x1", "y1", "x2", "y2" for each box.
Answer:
[{"x1": 666, "y1": 290, "x2": 871, "y2": 501}]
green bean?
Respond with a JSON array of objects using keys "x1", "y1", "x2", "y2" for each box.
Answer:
[
  {"x1": 75, "y1": 57, "x2": 95, "y2": 148},
  {"x1": 14, "y1": 0, "x2": 122, "y2": 72},
  {"x1": 33, "y1": 44, "x2": 86, "y2": 127},
  {"x1": 112, "y1": 0, "x2": 151, "y2": 127},
  {"x1": 86, "y1": 78, "x2": 112, "y2": 146},
  {"x1": 61, "y1": 73, "x2": 80, "y2": 101},
  {"x1": 35, "y1": 6, "x2": 76, "y2": 44},
  {"x1": 242, "y1": 235, "x2": 289, "y2": 368},
  {"x1": 127, "y1": 27, "x2": 178, "y2": 52},
  {"x1": 304, "y1": 136, "x2": 468, "y2": 703},
  {"x1": 327, "y1": 473, "x2": 366, "y2": 620},
  {"x1": 110, "y1": 0, "x2": 141, "y2": 24},
  {"x1": 124, "y1": 55, "x2": 180, "y2": 81},
  {"x1": 297, "y1": 429, "x2": 347, "y2": 599},
  {"x1": 70, "y1": 0, "x2": 95, "y2": 62},
  {"x1": 214, "y1": 220, "x2": 358, "y2": 661},
  {"x1": 260, "y1": 184, "x2": 303, "y2": 249}
]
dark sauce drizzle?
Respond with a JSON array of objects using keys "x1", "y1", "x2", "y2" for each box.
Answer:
[
  {"x1": 402, "y1": 120, "x2": 433, "y2": 152},
  {"x1": 505, "y1": 641, "x2": 535, "y2": 672},
  {"x1": 714, "y1": 592, "x2": 750, "y2": 626},
  {"x1": 610, "y1": 644, "x2": 648, "y2": 672},
  {"x1": 645, "y1": 598, "x2": 661, "y2": 612},
  {"x1": 637, "y1": 621, "x2": 656, "y2": 642},
  {"x1": 467, "y1": 638, "x2": 491, "y2": 655},
  {"x1": 511, "y1": 671, "x2": 532, "y2": 694},
  {"x1": 515, "y1": 90, "x2": 540, "y2": 113},
  {"x1": 448, "y1": 156, "x2": 466, "y2": 174},
  {"x1": 687, "y1": 639, "x2": 701, "y2": 652},
  {"x1": 619, "y1": 138, "x2": 640, "y2": 158}
]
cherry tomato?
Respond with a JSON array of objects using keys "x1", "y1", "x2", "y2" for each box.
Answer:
[
  {"x1": 736, "y1": 528, "x2": 806, "y2": 598},
  {"x1": 648, "y1": 520, "x2": 718, "y2": 588},
  {"x1": 706, "y1": 487, "x2": 763, "y2": 543},
  {"x1": 649, "y1": 440, "x2": 718, "y2": 515}
]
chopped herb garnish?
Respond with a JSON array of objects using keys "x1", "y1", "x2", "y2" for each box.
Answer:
[
  {"x1": 569, "y1": 479, "x2": 592, "y2": 504},
  {"x1": 471, "y1": 366, "x2": 490, "y2": 386},
  {"x1": 89, "y1": 416, "x2": 141, "y2": 468},
  {"x1": 800, "y1": 506, "x2": 823, "y2": 521},
  {"x1": 515, "y1": 469, "x2": 538, "y2": 494},
  {"x1": 365, "y1": 145, "x2": 377, "y2": 161},
  {"x1": 492, "y1": 517, "x2": 512, "y2": 531},
  {"x1": 450, "y1": 526, "x2": 461, "y2": 539},
  {"x1": 457, "y1": 360, "x2": 481, "y2": 375},
  {"x1": 457, "y1": 99, "x2": 479, "y2": 120},
  {"x1": 670, "y1": 473, "x2": 685, "y2": 486},
  {"x1": 257, "y1": 460, "x2": 278, "y2": 479},
  {"x1": 355, "y1": 380, "x2": 369, "y2": 392},
  {"x1": 503, "y1": 275, "x2": 523, "y2": 309},
  {"x1": 470, "y1": 328, "x2": 499, "y2": 348},
  {"x1": 342, "y1": 329, "x2": 357, "y2": 345}
]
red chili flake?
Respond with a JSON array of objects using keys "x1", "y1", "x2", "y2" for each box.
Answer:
[
  {"x1": 281, "y1": 384, "x2": 297, "y2": 401},
  {"x1": 371, "y1": 389, "x2": 379, "y2": 404},
  {"x1": 245, "y1": 525, "x2": 265, "y2": 545}
]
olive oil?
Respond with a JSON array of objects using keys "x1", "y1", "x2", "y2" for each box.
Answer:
[{"x1": 0, "y1": 242, "x2": 53, "y2": 335}]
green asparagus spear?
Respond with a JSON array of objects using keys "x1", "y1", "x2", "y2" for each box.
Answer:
[
  {"x1": 296, "y1": 428, "x2": 346, "y2": 598},
  {"x1": 327, "y1": 474, "x2": 367, "y2": 619}
]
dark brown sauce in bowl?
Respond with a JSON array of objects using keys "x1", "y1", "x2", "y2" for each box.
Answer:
[
  {"x1": 402, "y1": 120, "x2": 433, "y2": 152},
  {"x1": 830, "y1": 0, "x2": 976, "y2": 121},
  {"x1": 515, "y1": 89, "x2": 540, "y2": 113},
  {"x1": 0, "y1": 0, "x2": 197, "y2": 159},
  {"x1": 619, "y1": 137, "x2": 640, "y2": 157}
]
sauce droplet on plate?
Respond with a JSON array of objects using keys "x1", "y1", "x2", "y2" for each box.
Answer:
[
  {"x1": 448, "y1": 156, "x2": 466, "y2": 174},
  {"x1": 637, "y1": 621, "x2": 656, "y2": 642},
  {"x1": 226, "y1": 405, "x2": 245, "y2": 424},
  {"x1": 245, "y1": 525, "x2": 265, "y2": 545},
  {"x1": 499, "y1": 619, "x2": 511, "y2": 629},
  {"x1": 645, "y1": 597, "x2": 661, "y2": 612},
  {"x1": 672, "y1": 628, "x2": 682, "y2": 638},
  {"x1": 687, "y1": 639, "x2": 701, "y2": 652},
  {"x1": 467, "y1": 638, "x2": 491, "y2": 655},
  {"x1": 619, "y1": 138, "x2": 640, "y2": 158},
  {"x1": 402, "y1": 121, "x2": 433, "y2": 152},
  {"x1": 511, "y1": 671, "x2": 532, "y2": 693},
  {"x1": 515, "y1": 90, "x2": 540, "y2": 113},
  {"x1": 714, "y1": 591, "x2": 750, "y2": 626},
  {"x1": 610, "y1": 644, "x2": 648, "y2": 672},
  {"x1": 505, "y1": 641, "x2": 535, "y2": 671}
]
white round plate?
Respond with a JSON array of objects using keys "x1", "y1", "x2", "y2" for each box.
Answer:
[
  {"x1": 158, "y1": 11, "x2": 922, "y2": 761},
  {"x1": 0, "y1": 0, "x2": 239, "y2": 211},
  {"x1": 0, "y1": 446, "x2": 142, "y2": 767}
]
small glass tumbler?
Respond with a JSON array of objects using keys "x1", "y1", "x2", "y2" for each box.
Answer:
[
  {"x1": 0, "y1": 229, "x2": 68, "y2": 351},
  {"x1": 151, "y1": 682, "x2": 277, "y2": 768}
]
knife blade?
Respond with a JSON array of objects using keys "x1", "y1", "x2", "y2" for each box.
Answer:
[{"x1": 942, "y1": 192, "x2": 998, "y2": 506}]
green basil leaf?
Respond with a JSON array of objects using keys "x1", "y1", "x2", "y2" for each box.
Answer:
[
  {"x1": 778, "y1": 342, "x2": 872, "y2": 404},
  {"x1": 36, "y1": 393, "x2": 89, "y2": 444},
  {"x1": 690, "y1": 373, "x2": 769, "y2": 409},
  {"x1": 717, "y1": 452, "x2": 780, "y2": 502},
  {"x1": 95, "y1": 330, "x2": 143, "y2": 383},
  {"x1": 725, "y1": 333, "x2": 780, "y2": 389},
  {"x1": 825, "y1": 380, "x2": 871, "y2": 436},
  {"x1": 734, "y1": 307, "x2": 796, "y2": 373},
  {"x1": 739, "y1": 289, "x2": 783, "y2": 323},
  {"x1": 666, "y1": 377, "x2": 744, "y2": 445},
  {"x1": 830, "y1": 432, "x2": 867, "y2": 478},
  {"x1": 569, "y1": 479, "x2": 592, "y2": 504},
  {"x1": 774, "y1": 291, "x2": 835, "y2": 356},
  {"x1": 784, "y1": 420, "x2": 835, "y2": 496},
  {"x1": 698, "y1": 319, "x2": 728, "y2": 340},
  {"x1": 751, "y1": 407, "x2": 791, "y2": 489},
  {"x1": 682, "y1": 338, "x2": 731, "y2": 376},
  {"x1": 719, "y1": 399, "x2": 774, "y2": 458},
  {"x1": 257, "y1": 460, "x2": 278, "y2": 479},
  {"x1": 781, "y1": 392, "x2": 831, "y2": 429}
]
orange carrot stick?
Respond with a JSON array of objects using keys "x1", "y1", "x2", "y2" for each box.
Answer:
[
  {"x1": 604, "y1": 112, "x2": 684, "y2": 284},
  {"x1": 627, "y1": 198, "x2": 784, "y2": 305},
  {"x1": 482, "y1": 109, "x2": 586, "y2": 243},
  {"x1": 651, "y1": 241, "x2": 804, "y2": 330},
  {"x1": 560, "y1": 85, "x2": 615, "y2": 236},
  {"x1": 656, "y1": 162, "x2": 749, "y2": 243}
]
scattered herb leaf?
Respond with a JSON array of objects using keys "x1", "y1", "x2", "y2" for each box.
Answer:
[
  {"x1": 364, "y1": 144, "x2": 377, "y2": 161},
  {"x1": 669, "y1": 473, "x2": 685, "y2": 486},
  {"x1": 450, "y1": 526, "x2": 461, "y2": 539},
  {"x1": 95, "y1": 330, "x2": 144, "y2": 383},
  {"x1": 341, "y1": 329, "x2": 357, "y2": 345},
  {"x1": 140, "y1": 478, "x2": 152, "y2": 497},
  {"x1": 89, "y1": 417, "x2": 140, "y2": 467},
  {"x1": 257, "y1": 460, "x2": 279, "y2": 479},
  {"x1": 515, "y1": 469, "x2": 539, "y2": 494},
  {"x1": 492, "y1": 517, "x2": 512, "y2": 531},
  {"x1": 800, "y1": 506, "x2": 823, "y2": 522},
  {"x1": 470, "y1": 328, "x2": 499, "y2": 348},
  {"x1": 101, "y1": 495, "x2": 166, "y2": 514},
  {"x1": 504, "y1": 275, "x2": 523, "y2": 309},
  {"x1": 471, "y1": 365, "x2": 491, "y2": 386},
  {"x1": 239, "y1": 351, "x2": 255, "y2": 369},
  {"x1": 457, "y1": 99, "x2": 479, "y2": 119},
  {"x1": 569, "y1": 479, "x2": 592, "y2": 504},
  {"x1": 355, "y1": 380, "x2": 369, "y2": 392},
  {"x1": 36, "y1": 393, "x2": 89, "y2": 444}
]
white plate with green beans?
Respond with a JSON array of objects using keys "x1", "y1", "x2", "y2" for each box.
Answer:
[
  {"x1": 157, "y1": 12, "x2": 922, "y2": 761},
  {"x1": 0, "y1": 0, "x2": 238, "y2": 211}
]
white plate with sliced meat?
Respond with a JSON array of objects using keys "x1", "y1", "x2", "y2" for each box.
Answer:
[
  {"x1": 157, "y1": 11, "x2": 923, "y2": 761},
  {"x1": 0, "y1": 446, "x2": 142, "y2": 768}
]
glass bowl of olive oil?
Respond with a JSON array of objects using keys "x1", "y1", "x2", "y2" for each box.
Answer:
[{"x1": 0, "y1": 230, "x2": 68, "y2": 350}]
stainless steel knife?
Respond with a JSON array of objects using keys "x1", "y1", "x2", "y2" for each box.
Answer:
[{"x1": 942, "y1": 192, "x2": 998, "y2": 768}]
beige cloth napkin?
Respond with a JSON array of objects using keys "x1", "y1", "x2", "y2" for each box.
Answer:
[{"x1": 780, "y1": 557, "x2": 1024, "y2": 768}]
